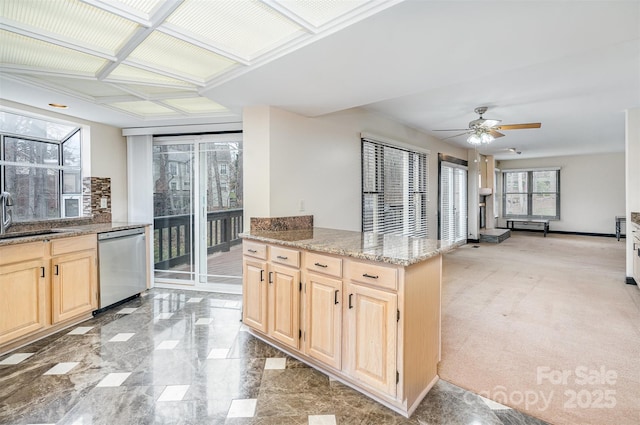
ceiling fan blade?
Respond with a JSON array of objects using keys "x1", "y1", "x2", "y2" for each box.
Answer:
[
  {"x1": 432, "y1": 128, "x2": 469, "y2": 132},
  {"x1": 489, "y1": 130, "x2": 505, "y2": 138},
  {"x1": 441, "y1": 131, "x2": 470, "y2": 140},
  {"x1": 497, "y1": 123, "x2": 542, "y2": 130}
]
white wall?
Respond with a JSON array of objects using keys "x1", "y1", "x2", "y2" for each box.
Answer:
[
  {"x1": 625, "y1": 108, "x2": 640, "y2": 278},
  {"x1": 0, "y1": 100, "x2": 128, "y2": 222},
  {"x1": 497, "y1": 152, "x2": 625, "y2": 234},
  {"x1": 243, "y1": 106, "x2": 468, "y2": 238},
  {"x1": 243, "y1": 106, "x2": 272, "y2": 223},
  {"x1": 89, "y1": 122, "x2": 127, "y2": 222}
]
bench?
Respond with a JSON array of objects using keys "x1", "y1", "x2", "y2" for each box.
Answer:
[{"x1": 506, "y1": 218, "x2": 550, "y2": 237}]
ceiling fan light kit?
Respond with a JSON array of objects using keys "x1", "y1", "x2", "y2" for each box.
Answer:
[
  {"x1": 467, "y1": 129, "x2": 494, "y2": 145},
  {"x1": 434, "y1": 106, "x2": 542, "y2": 146}
]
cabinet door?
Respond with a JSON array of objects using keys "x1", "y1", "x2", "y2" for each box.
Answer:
[
  {"x1": 345, "y1": 282, "x2": 398, "y2": 396},
  {"x1": 305, "y1": 273, "x2": 342, "y2": 369},
  {"x1": 0, "y1": 259, "x2": 47, "y2": 345},
  {"x1": 242, "y1": 258, "x2": 268, "y2": 333},
  {"x1": 634, "y1": 237, "x2": 640, "y2": 282},
  {"x1": 269, "y1": 264, "x2": 300, "y2": 349},
  {"x1": 51, "y1": 250, "x2": 97, "y2": 323}
]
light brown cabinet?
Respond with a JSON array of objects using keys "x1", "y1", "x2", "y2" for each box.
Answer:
[
  {"x1": 242, "y1": 242, "x2": 301, "y2": 350},
  {"x1": 632, "y1": 223, "x2": 640, "y2": 283},
  {"x1": 0, "y1": 235, "x2": 98, "y2": 354},
  {"x1": 242, "y1": 257, "x2": 268, "y2": 333},
  {"x1": 345, "y1": 280, "x2": 398, "y2": 396},
  {"x1": 0, "y1": 256, "x2": 47, "y2": 345},
  {"x1": 268, "y1": 263, "x2": 300, "y2": 349},
  {"x1": 51, "y1": 235, "x2": 98, "y2": 323},
  {"x1": 241, "y1": 238, "x2": 442, "y2": 418},
  {"x1": 305, "y1": 270, "x2": 342, "y2": 370}
]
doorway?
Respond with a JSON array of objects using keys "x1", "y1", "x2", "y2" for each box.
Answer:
[{"x1": 440, "y1": 159, "x2": 468, "y2": 245}]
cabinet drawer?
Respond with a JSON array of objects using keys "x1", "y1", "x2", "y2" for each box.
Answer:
[
  {"x1": 305, "y1": 252, "x2": 342, "y2": 278},
  {"x1": 0, "y1": 241, "x2": 46, "y2": 266},
  {"x1": 51, "y1": 234, "x2": 96, "y2": 256},
  {"x1": 347, "y1": 260, "x2": 398, "y2": 291},
  {"x1": 270, "y1": 246, "x2": 300, "y2": 268},
  {"x1": 243, "y1": 241, "x2": 267, "y2": 259}
]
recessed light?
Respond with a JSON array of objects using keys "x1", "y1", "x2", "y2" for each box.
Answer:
[{"x1": 48, "y1": 103, "x2": 68, "y2": 109}]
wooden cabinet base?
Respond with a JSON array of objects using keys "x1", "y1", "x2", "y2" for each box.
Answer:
[
  {"x1": 242, "y1": 238, "x2": 443, "y2": 418},
  {"x1": 0, "y1": 234, "x2": 99, "y2": 356},
  {"x1": 247, "y1": 328, "x2": 439, "y2": 417}
]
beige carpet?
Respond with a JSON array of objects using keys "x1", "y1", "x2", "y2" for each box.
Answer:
[{"x1": 439, "y1": 232, "x2": 640, "y2": 425}]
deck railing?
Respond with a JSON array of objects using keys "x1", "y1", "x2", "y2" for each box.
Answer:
[{"x1": 154, "y1": 208, "x2": 243, "y2": 270}]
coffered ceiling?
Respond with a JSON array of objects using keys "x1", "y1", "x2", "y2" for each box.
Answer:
[
  {"x1": 1, "y1": 0, "x2": 398, "y2": 123},
  {"x1": 1, "y1": 0, "x2": 639, "y2": 159}
]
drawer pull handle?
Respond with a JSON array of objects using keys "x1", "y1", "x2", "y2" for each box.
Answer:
[
  {"x1": 362, "y1": 273, "x2": 379, "y2": 279},
  {"x1": 314, "y1": 262, "x2": 328, "y2": 268},
  {"x1": 277, "y1": 255, "x2": 288, "y2": 260},
  {"x1": 334, "y1": 290, "x2": 339, "y2": 305},
  {"x1": 260, "y1": 270, "x2": 264, "y2": 282},
  {"x1": 348, "y1": 294, "x2": 353, "y2": 309},
  {"x1": 247, "y1": 249, "x2": 257, "y2": 253}
]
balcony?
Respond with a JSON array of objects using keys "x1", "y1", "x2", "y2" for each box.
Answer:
[{"x1": 153, "y1": 208, "x2": 243, "y2": 284}]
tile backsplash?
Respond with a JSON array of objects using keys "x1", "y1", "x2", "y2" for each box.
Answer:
[
  {"x1": 83, "y1": 177, "x2": 111, "y2": 223},
  {"x1": 250, "y1": 215, "x2": 313, "y2": 232}
]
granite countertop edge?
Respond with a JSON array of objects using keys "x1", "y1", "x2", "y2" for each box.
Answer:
[
  {"x1": 0, "y1": 222, "x2": 150, "y2": 247},
  {"x1": 240, "y1": 227, "x2": 451, "y2": 267}
]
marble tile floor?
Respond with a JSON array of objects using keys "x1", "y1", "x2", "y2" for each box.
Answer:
[{"x1": 0, "y1": 289, "x2": 548, "y2": 425}]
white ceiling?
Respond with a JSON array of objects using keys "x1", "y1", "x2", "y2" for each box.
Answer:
[{"x1": 1, "y1": 0, "x2": 639, "y2": 159}]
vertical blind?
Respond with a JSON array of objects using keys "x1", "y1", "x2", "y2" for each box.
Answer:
[
  {"x1": 440, "y1": 162, "x2": 467, "y2": 244},
  {"x1": 361, "y1": 138, "x2": 428, "y2": 237}
]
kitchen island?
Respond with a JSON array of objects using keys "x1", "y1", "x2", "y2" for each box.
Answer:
[{"x1": 241, "y1": 227, "x2": 451, "y2": 417}]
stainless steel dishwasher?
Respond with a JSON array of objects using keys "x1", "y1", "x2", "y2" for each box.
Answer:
[{"x1": 97, "y1": 227, "x2": 147, "y2": 309}]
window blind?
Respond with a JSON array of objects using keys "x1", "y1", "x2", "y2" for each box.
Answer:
[{"x1": 361, "y1": 138, "x2": 428, "y2": 237}]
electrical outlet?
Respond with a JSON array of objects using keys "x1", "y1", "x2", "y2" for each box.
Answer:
[{"x1": 100, "y1": 197, "x2": 108, "y2": 208}]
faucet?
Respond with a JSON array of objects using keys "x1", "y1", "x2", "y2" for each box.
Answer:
[{"x1": 1, "y1": 192, "x2": 14, "y2": 235}]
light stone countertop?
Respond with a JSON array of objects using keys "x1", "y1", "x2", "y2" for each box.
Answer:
[
  {"x1": 241, "y1": 227, "x2": 455, "y2": 267},
  {"x1": 631, "y1": 212, "x2": 640, "y2": 226},
  {"x1": 0, "y1": 222, "x2": 150, "y2": 247}
]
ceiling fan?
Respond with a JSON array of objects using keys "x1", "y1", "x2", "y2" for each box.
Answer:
[{"x1": 434, "y1": 106, "x2": 541, "y2": 145}]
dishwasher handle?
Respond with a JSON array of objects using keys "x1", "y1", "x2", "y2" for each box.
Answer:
[{"x1": 98, "y1": 228, "x2": 145, "y2": 241}]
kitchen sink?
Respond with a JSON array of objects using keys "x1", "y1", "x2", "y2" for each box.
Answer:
[{"x1": 0, "y1": 229, "x2": 72, "y2": 240}]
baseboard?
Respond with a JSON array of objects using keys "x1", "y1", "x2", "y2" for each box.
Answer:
[
  {"x1": 497, "y1": 227, "x2": 622, "y2": 238},
  {"x1": 467, "y1": 238, "x2": 479, "y2": 243},
  {"x1": 626, "y1": 277, "x2": 638, "y2": 285}
]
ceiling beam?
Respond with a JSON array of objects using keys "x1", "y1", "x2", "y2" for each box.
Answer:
[{"x1": 96, "y1": 0, "x2": 185, "y2": 81}]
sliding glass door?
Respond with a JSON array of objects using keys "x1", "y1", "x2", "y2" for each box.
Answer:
[{"x1": 152, "y1": 135, "x2": 243, "y2": 292}]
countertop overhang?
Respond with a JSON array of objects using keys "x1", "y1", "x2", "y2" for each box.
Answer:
[
  {"x1": 241, "y1": 227, "x2": 454, "y2": 267},
  {"x1": 0, "y1": 222, "x2": 149, "y2": 247}
]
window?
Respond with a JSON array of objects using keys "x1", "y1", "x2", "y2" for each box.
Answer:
[
  {"x1": 362, "y1": 138, "x2": 428, "y2": 237},
  {"x1": 0, "y1": 110, "x2": 83, "y2": 221},
  {"x1": 502, "y1": 169, "x2": 560, "y2": 219},
  {"x1": 219, "y1": 163, "x2": 227, "y2": 175}
]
